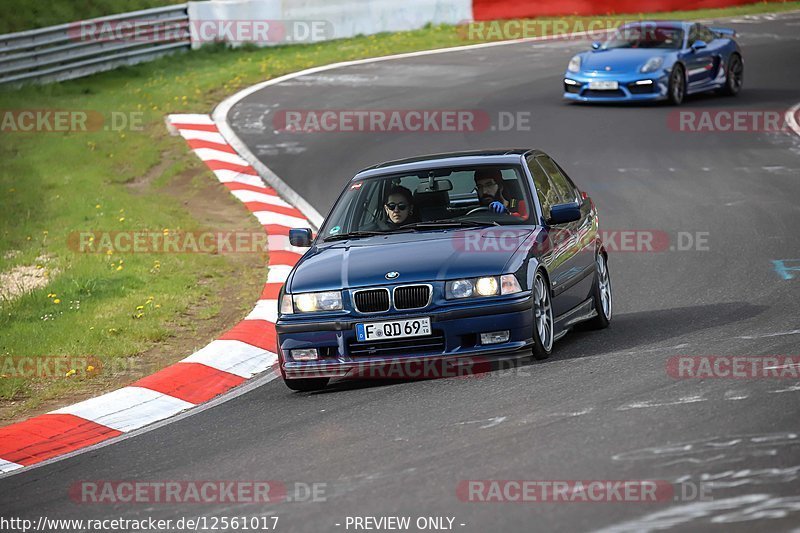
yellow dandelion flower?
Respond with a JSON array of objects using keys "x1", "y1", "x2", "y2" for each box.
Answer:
[
  {"x1": 118, "y1": 217, "x2": 125, "y2": 222},
  {"x1": 116, "y1": 265, "x2": 123, "y2": 271},
  {"x1": 136, "y1": 305, "x2": 144, "y2": 310},
  {"x1": 86, "y1": 365, "x2": 95, "y2": 372},
  {"x1": 53, "y1": 298, "x2": 61, "y2": 304},
  {"x1": 155, "y1": 304, "x2": 161, "y2": 309},
  {"x1": 65, "y1": 369, "x2": 76, "y2": 377},
  {"x1": 106, "y1": 249, "x2": 114, "y2": 256},
  {"x1": 95, "y1": 204, "x2": 101, "y2": 209}
]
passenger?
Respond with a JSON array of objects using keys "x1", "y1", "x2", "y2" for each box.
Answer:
[{"x1": 474, "y1": 168, "x2": 528, "y2": 218}]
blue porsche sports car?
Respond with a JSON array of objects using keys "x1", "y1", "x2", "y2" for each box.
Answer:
[
  {"x1": 276, "y1": 150, "x2": 612, "y2": 391},
  {"x1": 563, "y1": 21, "x2": 743, "y2": 104}
]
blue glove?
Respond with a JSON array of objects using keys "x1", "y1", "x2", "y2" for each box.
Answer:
[{"x1": 489, "y1": 201, "x2": 508, "y2": 213}]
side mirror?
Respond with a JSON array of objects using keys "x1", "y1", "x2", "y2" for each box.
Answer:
[
  {"x1": 591, "y1": 41, "x2": 601, "y2": 50},
  {"x1": 548, "y1": 202, "x2": 582, "y2": 225},
  {"x1": 691, "y1": 40, "x2": 707, "y2": 51},
  {"x1": 289, "y1": 228, "x2": 313, "y2": 247}
]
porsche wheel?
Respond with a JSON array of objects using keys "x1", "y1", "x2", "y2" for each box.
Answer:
[
  {"x1": 668, "y1": 64, "x2": 686, "y2": 105},
  {"x1": 721, "y1": 54, "x2": 743, "y2": 96}
]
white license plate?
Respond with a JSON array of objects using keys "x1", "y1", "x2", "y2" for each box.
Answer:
[
  {"x1": 356, "y1": 317, "x2": 431, "y2": 342},
  {"x1": 588, "y1": 80, "x2": 619, "y2": 90}
]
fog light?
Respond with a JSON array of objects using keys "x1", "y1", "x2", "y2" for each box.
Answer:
[
  {"x1": 291, "y1": 349, "x2": 319, "y2": 361},
  {"x1": 480, "y1": 331, "x2": 510, "y2": 345}
]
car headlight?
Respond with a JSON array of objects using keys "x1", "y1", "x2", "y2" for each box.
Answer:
[
  {"x1": 640, "y1": 56, "x2": 664, "y2": 73},
  {"x1": 446, "y1": 275, "x2": 522, "y2": 299},
  {"x1": 285, "y1": 291, "x2": 343, "y2": 313},
  {"x1": 567, "y1": 55, "x2": 581, "y2": 73}
]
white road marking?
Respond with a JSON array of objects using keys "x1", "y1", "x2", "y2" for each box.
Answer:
[
  {"x1": 245, "y1": 300, "x2": 279, "y2": 323},
  {"x1": 457, "y1": 416, "x2": 506, "y2": 429},
  {"x1": 724, "y1": 390, "x2": 750, "y2": 401},
  {"x1": 767, "y1": 383, "x2": 800, "y2": 394},
  {"x1": 739, "y1": 329, "x2": 800, "y2": 339},
  {"x1": 182, "y1": 340, "x2": 277, "y2": 378},
  {"x1": 51, "y1": 387, "x2": 194, "y2": 433},
  {"x1": 0, "y1": 459, "x2": 24, "y2": 474},
  {"x1": 617, "y1": 395, "x2": 706, "y2": 411}
]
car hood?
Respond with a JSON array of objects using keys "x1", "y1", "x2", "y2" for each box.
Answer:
[
  {"x1": 287, "y1": 228, "x2": 534, "y2": 292},
  {"x1": 580, "y1": 48, "x2": 673, "y2": 72}
]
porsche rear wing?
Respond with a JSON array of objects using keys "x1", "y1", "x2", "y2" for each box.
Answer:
[{"x1": 709, "y1": 26, "x2": 737, "y2": 39}]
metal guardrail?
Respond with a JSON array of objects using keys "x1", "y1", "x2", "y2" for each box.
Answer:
[{"x1": 0, "y1": 4, "x2": 190, "y2": 85}]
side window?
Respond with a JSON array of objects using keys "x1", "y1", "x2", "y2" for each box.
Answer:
[
  {"x1": 536, "y1": 156, "x2": 578, "y2": 205},
  {"x1": 699, "y1": 25, "x2": 714, "y2": 43},
  {"x1": 526, "y1": 156, "x2": 552, "y2": 220},
  {"x1": 687, "y1": 24, "x2": 699, "y2": 47}
]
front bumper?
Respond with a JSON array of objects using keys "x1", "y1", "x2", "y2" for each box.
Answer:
[
  {"x1": 277, "y1": 294, "x2": 534, "y2": 380},
  {"x1": 563, "y1": 70, "x2": 669, "y2": 102}
]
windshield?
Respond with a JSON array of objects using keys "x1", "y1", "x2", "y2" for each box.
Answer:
[
  {"x1": 603, "y1": 25, "x2": 684, "y2": 50},
  {"x1": 319, "y1": 165, "x2": 533, "y2": 241}
]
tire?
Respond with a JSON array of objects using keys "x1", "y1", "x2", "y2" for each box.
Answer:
[
  {"x1": 284, "y1": 377, "x2": 329, "y2": 392},
  {"x1": 584, "y1": 253, "x2": 612, "y2": 330},
  {"x1": 668, "y1": 64, "x2": 686, "y2": 105},
  {"x1": 720, "y1": 53, "x2": 743, "y2": 96},
  {"x1": 531, "y1": 270, "x2": 554, "y2": 361}
]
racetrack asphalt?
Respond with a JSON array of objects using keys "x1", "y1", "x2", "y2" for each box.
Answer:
[{"x1": 2, "y1": 12, "x2": 800, "y2": 533}]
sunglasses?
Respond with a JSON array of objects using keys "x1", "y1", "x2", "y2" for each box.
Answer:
[{"x1": 385, "y1": 202, "x2": 408, "y2": 211}]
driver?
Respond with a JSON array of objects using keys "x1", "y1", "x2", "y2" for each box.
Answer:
[{"x1": 474, "y1": 168, "x2": 528, "y2": 218}]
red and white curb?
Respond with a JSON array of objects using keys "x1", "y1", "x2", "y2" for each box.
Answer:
[{"x1": 0, "y1": 114, "x2": 310, "y2": 474}]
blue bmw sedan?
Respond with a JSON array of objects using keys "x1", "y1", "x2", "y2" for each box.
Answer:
[
  {"x1": 563, "y1": 21, "x2": 743, "y2": 104},
  {"x1": 276, "y1": 150, "x2": 612, "y2": 391}
]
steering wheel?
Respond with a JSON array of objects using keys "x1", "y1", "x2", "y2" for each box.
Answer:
[{"x1": 465, "y1": 206, "x2": 490, "y2": 216}]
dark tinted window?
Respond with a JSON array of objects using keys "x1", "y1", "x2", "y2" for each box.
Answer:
[
  {"x1": 526, "y1": 157, "x2": 551, "y2": 220},
  {"x1": 688, "y1": 24, "x2": 699, "y2": 46},
  {"x1": 535, "y1": 156, "x2": 578, "y2": 206},
  {"x1": 604, "y1": 24, "x2": 684, "y2": 50},
  {"x1": 698, "y1": 24, "x2": 715, "y2": 43}
]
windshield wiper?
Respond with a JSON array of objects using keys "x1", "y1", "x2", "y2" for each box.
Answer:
[
  {"x1": 404, "y1": 219, "x2": 500, "y2": 229},
  {"x1": 323, "y1": 231, "x2": 384, "y2": 242}
]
